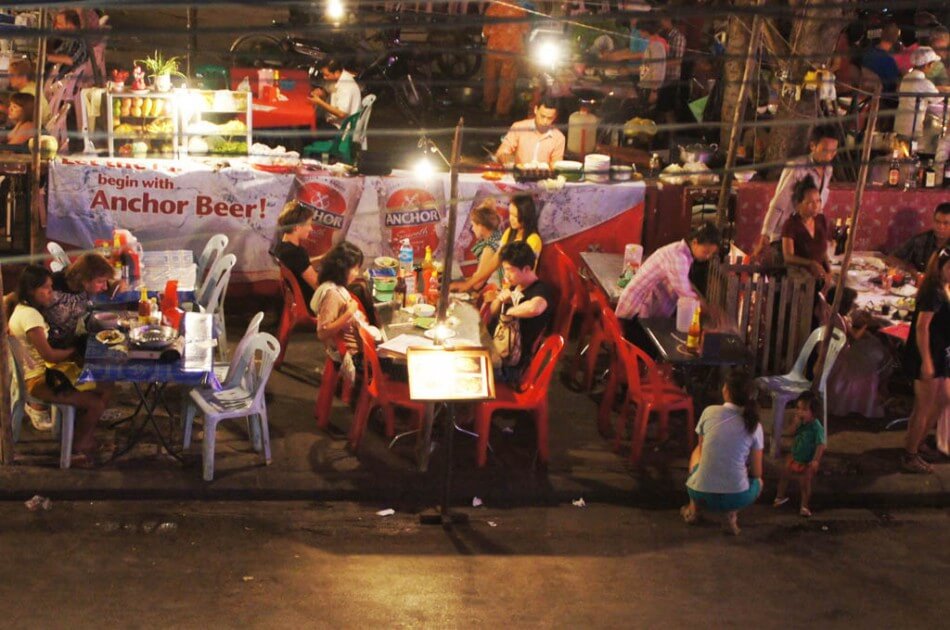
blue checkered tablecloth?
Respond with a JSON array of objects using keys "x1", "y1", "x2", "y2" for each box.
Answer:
[
  {"x1": 93, "y1": 289, "x2": 197, "y2": 306},
  {"x1": 78, "y1": 338, "x2": 211, "y2": 386}
]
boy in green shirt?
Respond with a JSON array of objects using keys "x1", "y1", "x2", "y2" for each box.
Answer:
[{"x1": 773, "y1": 391, "x2": 826, "y2": 517}]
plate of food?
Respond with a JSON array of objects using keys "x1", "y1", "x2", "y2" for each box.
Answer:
[
  {"x1": 481, "y1": 170, "x2": 505, "y2": 181},
  {"x1": 96, "y1": 329, "x2": 125, "y2": 346},
  {"x1": 890, "y1": 284, "x2": 917, "y2": 298},
  {"x1": 414, "y1": 316, "x2": 437, "y2": 330}
]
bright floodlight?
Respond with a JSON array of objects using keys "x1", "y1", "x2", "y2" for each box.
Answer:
[
  {"x1": 326, "y1": 0, "x2": 345, "y2": 22},
  {"x1": 413, "y1": 156, "x2": 435, "y2": 181},
  {"x1": 533, "y1": 39, "x2": 564, "y2": 70}
]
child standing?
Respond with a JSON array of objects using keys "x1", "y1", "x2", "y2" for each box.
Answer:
[{"x1": 774, "y1": 391, "x2": 826, "y2": 517}]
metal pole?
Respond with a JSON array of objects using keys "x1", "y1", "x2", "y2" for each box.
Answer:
[
  {"x1": 436, "y1": 118, "x2": 464, "y2": 325},
  {"x1": 30, "y1": 8, "x2": 49, "y2": 258},
  {"x1": 812, "y1": 88, "x2": 882, "y2": 390},
  {"x1": 0, "y1": 261, "x2": 14, "y2": 464},
  {"x1": 716, "y1": 2, "x2": 763, "y2": 231},
  {"x1": 186, "y1": 8, "x2": 198, "y2": 77}
]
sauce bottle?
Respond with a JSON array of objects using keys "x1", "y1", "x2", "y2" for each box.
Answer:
[{"x1": 138, "y1": 286, "x2": 151, "y2": 324}]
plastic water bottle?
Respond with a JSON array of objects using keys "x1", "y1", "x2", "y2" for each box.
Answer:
[{"x1": 398, "y1": 238, "x2": 414, "y2": 274}]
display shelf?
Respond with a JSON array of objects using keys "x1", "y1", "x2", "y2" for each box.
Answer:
[
  {"x1": 106, "y1": 91, "x2": 179, "y2": 158},
  {"x1": 178, "y1": 89, "x2": 253, "y2": 157}
]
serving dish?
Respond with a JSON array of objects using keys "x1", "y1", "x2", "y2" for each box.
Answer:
[{"x1": 129, "y1": 325, "x2": 179, "y2": 349}]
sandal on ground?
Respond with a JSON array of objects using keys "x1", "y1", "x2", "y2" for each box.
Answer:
[
  {"x1": 679, "y1": 505, "x2": 699, "y2": 525},
  {"x1": 773, "y1": 497, "x2": 790, "y2": 508},
  {"x1": 901, "y1": 453, "x2": 934, "y2": 474},
  {"x1": 69, "y1": 451, "x2": 99, "y2": 469},
  {"x1": 799, "y1": 507, "x2": 812, "y2": 518}
]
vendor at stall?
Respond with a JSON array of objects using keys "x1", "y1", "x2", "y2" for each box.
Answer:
[
  {"x1": 4, "y1": 59, "x2": 51, "y2": 125},
  {"x1": 751, "y1": 125, "x2": 838, "y2": 264},
  {"x1": 894, "y1": 47, "x2": 946, "y2": 150},
  {"x1": 1, "y1": 93, "x2": 35, "y2": 147},
  {"x1": 892, "y1": 202, "x2": 950, "y2": 273},
  {"x1": 308, "y1": 58, "x2": 362, "y2": 129},
  {"x1": 781, "y1": 178, "x2": 833, "y2": 287},
  {"x1": 494, "y1": 97, "x2": 566, "y2": 167},
  {"x1": 615, "y1": 222, "x2": 721, "y2": 355}
]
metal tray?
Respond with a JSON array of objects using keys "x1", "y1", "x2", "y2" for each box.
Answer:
[{"x1": 129, "y1": 325, "x2": 179, "y2": 349}]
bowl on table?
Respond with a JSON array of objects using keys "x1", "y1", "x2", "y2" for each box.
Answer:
[
  {"x1": 413, "y1": 303, "x2": 436, "y2": 318},
  {"x1": 90, "y1": 312, "x2": 120, "y2": 331},
  {"x1": 553, "y1": 160, "x2": 583, "y2": 182},
  {"x1": 129, "y1": 325, "x2": 179, "y2": 350},
  {"x1": 374, "y1": 277, "x2": 397, "y2": 293}
]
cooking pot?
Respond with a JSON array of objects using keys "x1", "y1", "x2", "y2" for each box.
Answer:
[{"x1": 679, "y1": 143, "x2": 718, "y2": 165}]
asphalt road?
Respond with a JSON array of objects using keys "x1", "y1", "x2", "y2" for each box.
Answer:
[{"x1": 0, "y1": 501, "x2": 946, "y2": 628}]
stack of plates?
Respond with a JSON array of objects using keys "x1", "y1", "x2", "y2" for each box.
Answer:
[{"x1": 584, "y1": 154, "x2": 610, "y2": 183}]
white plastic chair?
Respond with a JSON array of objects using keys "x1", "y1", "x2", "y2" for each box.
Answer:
[
  {"x1": 196, "y1": 234, "x2": 229, "y2": 295},
  {"x1": 182, "y1": 332, "x2": 280, "y2": 481},
  {"x1": 197, "y1": 253, "x2": 236, "y2": 360},
  {"x1": 46, "y1": 242, "x2": 71, "y2": 273},
  {"x1": 213, "y1": 311, "x2": 265, "y2": 386},
  {"x1": 351, "y1": 94, "x2": 376, "y2": 151},
  {"x1": 756, "y1": 326, "x2": 847, "y2": 457},
  {"x1": 7, "y1": 336, "x2": 77, "y2": 469}
]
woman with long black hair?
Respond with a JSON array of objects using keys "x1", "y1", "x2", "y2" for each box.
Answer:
[{"x1": 682, "y1": 369, "x2": 765, "y2": 535}]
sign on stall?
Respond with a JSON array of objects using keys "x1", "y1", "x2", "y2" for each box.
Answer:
[{"x1": 47, "y1": 158, "x2": 296, "y2": 283}]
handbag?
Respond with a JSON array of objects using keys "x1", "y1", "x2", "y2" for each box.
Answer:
[
  {"x1": 44, "y1": 362, "x2": 96, "y2": 394},
  {"x1": 492, "y1": 308, "x2": 522, "y2": 368}
]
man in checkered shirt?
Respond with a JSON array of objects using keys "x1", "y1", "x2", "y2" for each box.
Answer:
[{"x1": 616, "y1": 223, "x2": 721, "y2": 353}]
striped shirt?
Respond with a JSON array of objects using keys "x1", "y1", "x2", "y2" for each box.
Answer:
[
  {"x1": 663, "y1": 27, "x2": 686, "y2": 83},
  {"x1": 616, "y1": 239, "x2": 698, "y2": 320}
]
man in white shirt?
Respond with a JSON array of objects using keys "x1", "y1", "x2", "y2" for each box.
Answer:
[
  {"x1": 894, "y1": 47, "x2": 945, "y2": 152},
  {"x1": 495, "y1": 96, "x2": 566, "y2": 166},
  {"x1": 309, "y1": 59, "x2": 362, "y2": 129},
  {"x1": 751, "y1": 125, "x2": 838, "y2": 264}
]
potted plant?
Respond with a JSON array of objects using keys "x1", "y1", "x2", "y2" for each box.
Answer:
[{"x1": 135, "y1": 51, "x2": 186, "y2": 92}]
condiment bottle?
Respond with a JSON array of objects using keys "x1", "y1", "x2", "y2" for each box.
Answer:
[
  {"x1": 888, "y1": 151, "x2": 901, "y2": 187},
  {"x1": 394, "y1": 273, "x2": 406, "y2": 308},
  {"x1": 138, "y1": 286, "x2": 151, "y2": 324},
  {"x1": 685, "y1": 306, "x2": 702, "y2": 353}
]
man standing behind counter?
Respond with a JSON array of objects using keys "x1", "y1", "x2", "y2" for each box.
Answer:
[
  {"x1": 495, "y1": 96, "x2": 566, "y2": 167},
  {"x1": 751, "y1": 125, "x2": 838, "y2": 264}
]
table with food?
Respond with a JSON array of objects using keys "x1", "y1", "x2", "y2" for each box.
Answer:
[{"x1": 832, "y1": 252, "x2": 916, "y2": 339}]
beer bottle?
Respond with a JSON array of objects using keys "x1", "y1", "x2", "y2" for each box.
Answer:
[{"x1": 686, "y1": 307, "x2": 702, "y2": 353}]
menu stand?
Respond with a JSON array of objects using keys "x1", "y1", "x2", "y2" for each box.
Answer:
[{"x1": 406, "y1": 347, "x2": 495, "y2": 528}]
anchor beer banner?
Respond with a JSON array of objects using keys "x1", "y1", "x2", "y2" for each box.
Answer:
[
  {"x1": 49, "y1": 159, "x2": 646, "y2": 285},
  {"x1": 47, "y1": 158, "x2": 296, "y2": 283}
]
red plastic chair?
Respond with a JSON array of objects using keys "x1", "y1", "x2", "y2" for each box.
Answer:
[
  {"x1": 348, "y1": 326, "x2": 427, "y2": 450},
  {"x1": 472, "y1": 334, "x2": 566, "y2": 468},
  {"x1": 275, "y1": 262, "x2": 317, "y2": 368},
  {"x1": 313, "y1": 290, "x2": 370, "y2": 429},
  {"x1": 549, "y1": 245, "x2": 587, "y2": 340},
  {"x1": 597, "y1": 310, "x2": 695, "y2": 466},
  {"x1": 570, "y1": 281, "x2": 611, "y2": 393}
]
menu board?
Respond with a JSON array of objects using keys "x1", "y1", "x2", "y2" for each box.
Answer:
[{"x1": 406, "y1": 347, "x2": 495, "y2": 401}]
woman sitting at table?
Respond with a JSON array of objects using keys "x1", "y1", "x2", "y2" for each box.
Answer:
[
  {"x1": 901, "y1": 248, "x2": 950, "y2": 474},
  {"x1": 781, "y1": 177, "x2": 832, "y2": 288},
  {"x1": 1, "y1": 93, "x2": 36, "y2": 147},
  {"x1": 310, "y1": 242, "x2": 370, "y2": 381},
  {"x1": 449, "y1": 199, "x2": 503, "y2": 295},
  {"x1": 7, "y1": 265, "x2": 109, "y2": 467},
  {"x1": 275, "y1": 201, "x2": 324, "y2": 309},
  {"x1": 43, "y1": 253, "x2": 119, "y2": 350},
  {"x1": 450, "y1": 193, "x2": 542, "y2": 296},
  {"x1": 682, "y1": 369, "x2": 764, "y2": 536}
]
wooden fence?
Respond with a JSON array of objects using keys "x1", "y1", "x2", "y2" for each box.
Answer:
[{"x1": 707, "y1": 261, "x2": 817, "y2": 375}]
